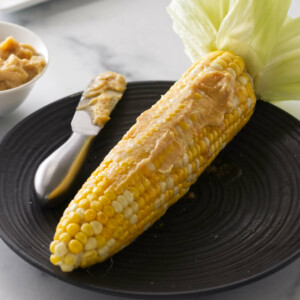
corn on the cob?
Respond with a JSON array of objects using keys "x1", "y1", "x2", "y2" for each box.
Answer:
[{"x1": 50, "y1": 51, "x2": 256, "y2": 272}]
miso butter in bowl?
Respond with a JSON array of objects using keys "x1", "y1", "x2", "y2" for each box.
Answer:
[{"x1": 0, "y1": 22, "x2": 49, "y2": 117}]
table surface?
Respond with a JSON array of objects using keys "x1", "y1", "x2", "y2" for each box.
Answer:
[{"x1": 0, "y1": 1, "x2": 299, "y2": 299}]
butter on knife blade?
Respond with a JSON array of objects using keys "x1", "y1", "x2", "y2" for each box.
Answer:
[
  {"x1": 74, "y1": 71, "x2": 127, "y2": 132},
  {"x1": 34, "y1": 71, "x2": 127, "y2": 206}
]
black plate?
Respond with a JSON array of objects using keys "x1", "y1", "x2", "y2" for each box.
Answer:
[{"x1": 0, "y1": 81, "x2": 299, "y2": 298}]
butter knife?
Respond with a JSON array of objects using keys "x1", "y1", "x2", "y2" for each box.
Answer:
[{"x1": 34, "y1": 72, "x2": 126, "y2": 206}]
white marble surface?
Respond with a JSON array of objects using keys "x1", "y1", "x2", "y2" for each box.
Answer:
[{"x1": 0, "y1": 0, "x2": 299, "y2": 299}]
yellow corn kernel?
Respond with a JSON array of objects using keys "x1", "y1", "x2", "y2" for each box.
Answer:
[
  {"x1": 137, "y1": 209, "x2": 145, "y2": 220},
  {"x1": 80, "y1": 250, "x2": 98, "y2": 268},
  {"x1": 104, "y1": 190, "x2": 116, "y2": 201},
  {"x1": 119, "y1": 230, "x2": 129, "y2": 242},
  {"x1": 147, "y1": 187, "x2": 157, "y2": 199},
  {"x1": 103, "y1": 205, "x2": 115, "y2": 217},
  {"x1": 113, "y1": 227, "x2": 123, "y2": 239},
  {"x1": 81, "y1": 223, "x2": 94, "y2": 237},
  {"x1": 135, "y1": 181, "x2": 145, "y2": 194},
  {"x1": 87, "y1": 193, "x2": 97, "y2": 201},
  {"x1": 78, "y1": 198, "x2": 90, "y2": 209},
  {"x1": 129, "y1": 224, "x2": 138, "y2": 235},
  {"x1": 95, "y1": 234, "x2": 106, "y2": 248},
  {"x1": 128, "y1": 187, "x2": 139, "y2": 199},
  {"x1": 137, "y1": 197, "x2": 145, "y2": 208},
  {"x1": 64, "y1": 253, "x2": 76, "y2": 265},
  {"x1": 106, "y1": 219, "x2": 117, "y2": 230},
  {"x1": 143, "y1": 178, "x2": 151, "y2": 189},
  {"x1": 114, "y1": 213, "x2": 125, "y2": 224},
  {"x1": 59, "y1": 232, "x2": 72, "y2": 243},
  {"x1": 50, "y1": 254, "x2": 62, "y2": 265},
  {"x1": 49, "y1": 240, "x2": 59, "y2": 253},
  {"x1": 123, "y1": 219, "x2": 131, "y2": 230},
  {"x1": 68, "y1": 239, "x2": 83, "y2": 254},
  {"x1": 95, "y1": 234, "x2": 106, "y2": 249},
  {"x1": 92, "y1": 186, "x2": 103, "y2": 197},
  {"x1": 66, "y1": 223, "x2": 80, "y2": 236},
  {"x1": 84, "y1": 209, "x2": 97, "y2": 222},
  {"x1": 54, "y1": 228, "x2": 63, "y2": 240},
  {"x1": 90, "y1": 200, "x2": 102, "y2": 212},
  {"x1": 97, "y1": 211, "x2": 109, "y2": 224},
  {"x1": 99, "y1": 196, "x2": 110, "y2": 206},
  {"x1": 102, "y1": 227, "x2": 112, "y2": 240},
  {"x1": 83, "y1": 250, "x2": 97, "y2": 261},
  {"x1": 75, "y1": 232, "x2": 87, "y2": 245},
  {"x1": 68, "y1": 212, "x2": 82, "y2": 224}
]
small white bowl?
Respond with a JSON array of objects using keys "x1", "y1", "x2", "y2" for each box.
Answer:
[{"x1": 0, "y1": 22, "x2": 49, "y2": 117}]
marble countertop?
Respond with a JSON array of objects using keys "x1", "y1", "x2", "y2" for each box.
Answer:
[{"x1": 0, "y1": 1, "x2": 299, "y2": 299}]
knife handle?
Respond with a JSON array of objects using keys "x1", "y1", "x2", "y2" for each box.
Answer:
[{"x1": 34, "y1": 132, "x2": 94, "y2": 206}]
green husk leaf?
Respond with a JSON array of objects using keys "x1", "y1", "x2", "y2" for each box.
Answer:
[
  {"x1": 167, "y1": 0, "x2": 232, "y2": 60},
  {"x1": 216, "y1": 0, "x2": 291, "y2": 77},
  {"x1": 255, "y1": 17, "x2": 300, "y2": 101},
  {"x1": 167, "y1": 0, "x2": 300, "y2": 102}
]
